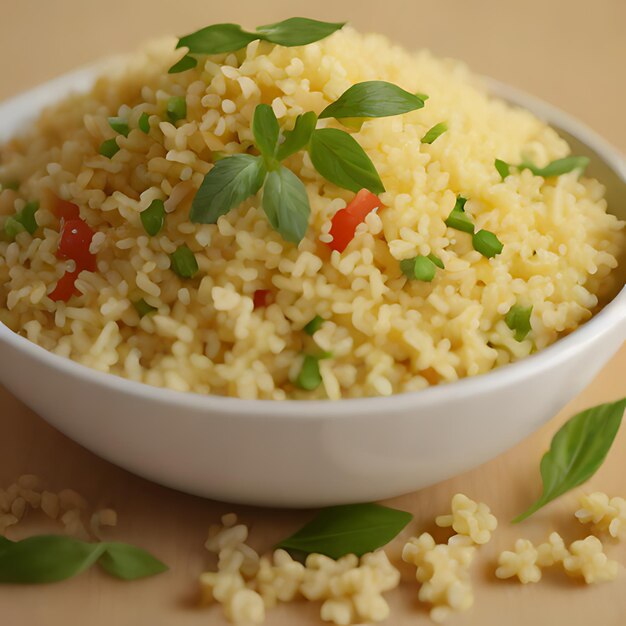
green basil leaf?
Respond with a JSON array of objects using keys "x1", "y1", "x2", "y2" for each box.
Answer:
[
  {"x1": 177, "y1": 23, "x2": 258, "y2": 55},
  {"x1": 309, "y1": 128, "x2": 384, "y2": 194},
  {"x1": 133, "y1": 298, "x2": 158, "y2": 318},
  {"x1": 138, "y1": 112, "x2": 151, "y2": 134},
  {"x1": 519, "y1": 156, "x2": 590, "y2": 178},
  {"x1": 168, "y1": 54, "x2": 198, "y2": 74},
  {"x1": 19, "y1": 201, "x2": 39, "y2": 234},
  {"x1": 140, "y1": 199, "x2": 166, "y2": 236},
  {"x1": 277, "y1": 503, "x2": 413, "y2": 559},
  {"x1": 513, "y1": 398, "x2": 626, "y2": 523},
  {"x1": 495, "y1": 158, "x2": 511, "y2": 180},
  {"x1": 98, "y1": 542, "x2": 168, "y2": 580},
  {"x1": 108, "y1": 116, "x2": 130, "y2": 137},
  {"x1": 421, "y1": 122, "x2": 448, "y2": 144},
  {"x1": 256, "y1": 17, "x2": 345, "y2": 47},
  {"x1": 262, "y1": 166, "x2": 310, "y2": 244},
  {"x1": 0, "y1": 536, "x2": 106, "y2": 583},
  {"x1": 253, "y1": 104, "x2": 280, "y2": 162},
  {"x1": 190, "y1": 154, "x2": 266, "y2": 224},
  {"x1": 0, "y1": 537, "x2": 13, "y2": 556},
  {"x1": 505, "y1": 304, "x2": 533, "y2": 342},
  {"x1": 319, "y1": 81, "x2": 425, "y2": 120},
  {"x1": 276, "y1": 112, "x2": 318, "y2": 161}
]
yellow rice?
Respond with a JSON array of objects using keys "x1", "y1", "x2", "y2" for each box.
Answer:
[{"x1": 0, "y1": 28, "x2": 623, "y2": 399}]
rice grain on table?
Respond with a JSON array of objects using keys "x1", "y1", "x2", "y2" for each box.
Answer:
[{"x1": 0, "y1": 28, "x2": 623, "y2": 399}]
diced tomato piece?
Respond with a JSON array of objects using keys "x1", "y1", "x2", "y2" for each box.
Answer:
[
  {"x1": 53, "y1": 197, "x2": 81, "y2": 221},
  {"x1": 49, "y1": 270, "x2": 80, "y2": 302},
  {"x1": 327, "y1": 189, "x2": 381, "y2": 253},
  {"x1": 57, "y1": 219, "x2": 97, "y2": 272},
  {"x1": 253, "y1": 289, "x2": 272, "y2": 309}
]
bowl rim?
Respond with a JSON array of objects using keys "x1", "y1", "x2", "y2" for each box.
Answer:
[{"x1": 0, "y1": 66, "x2": 624, "y2": 418}]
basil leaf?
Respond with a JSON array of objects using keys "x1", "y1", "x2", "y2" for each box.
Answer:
[
  {"x1": 0, "y1": 537, "x2": 13, "y2": 556},
  {"x1": 133, "y1": 298, "x2": 158, "y2": 318},
  {"x1": 190, "y1": 154, "x2": 266, "y2": 224},
  {"x1": 262, "y1": 166, "x2": 310, "y2": 244},
  {"x1": 277, "y1": 503, "x2": 413, "y2": 559},
  {"x1": 256, "y1": 17, "x2": 345, "y2": 47},
  {"x1": 0, "y1": 536, "x2": 106, "y2": 583},
  {"x1": 319, "y1": 81, "x2": 425, "y2": 120},
  {"x1": 170, "y1": 245, "x2": 199, "y2": 279},
  {"x1": 513, "y1": 398, "x2": 626, "y2": 523},
  {"x1": 252, "y1": 104, "x2": 280, "y2": 162},
  {"x1": 276, "y1": 112, "x2": 317, "y2": 161},
  {"x1": 108, "y1": 116, "x2": 130, "y2": 137},
  {"x1": 177, "y1": 23, "x2": 258, "y2": 55},
  {"x1": 519, "y1": 156, "x2": 590, "y2": 178},
  {"x1": 98, "y1": 542, "x2": 168, "y2": 580},
  {"x1": 168, "y1": 54, "x2": 198, "y2": 74},
  {"x1": 421, "y1": 122, "x2": 448, "y2": 144},
  {"x1": 495, "y1": 158, "x2": 511, "y2": 180},
  {"x1": 309, "y1": 128, "x2": 384, "y2": 194}
]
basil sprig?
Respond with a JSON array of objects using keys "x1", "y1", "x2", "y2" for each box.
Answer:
[
  {"x1": 252, "y1": 104, "x2": 280, "y2": 165},
  {"x1": 495, "y1": 156, "x2": 589, "y2": 180},
  {"x1": 176, "y1": 18, "x2": 345, "y2": 57},
  {"x1": 309, "y1": 128, "x2": 384, "y2": 194},
  {"x1": 276, "y1": 112, "x2": 317, "y2": 161},
  {"x1": 0, "y1": 535, "x2": 167, "y2": 583},
  {"x1": 514, "y1": 398, "x2": 626, "y2": 523},
  {"x1": 278, "y1": 503, "x2": 413, "y2": 559},
  {"x1": 319, "y1": 81, "x2": 425, "y2": 121}
]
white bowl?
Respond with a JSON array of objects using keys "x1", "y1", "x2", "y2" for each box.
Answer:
[{"x1": 1, "y1": 68, "x2": 624, "y2": 507}]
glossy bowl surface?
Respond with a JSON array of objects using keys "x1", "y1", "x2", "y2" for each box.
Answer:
[{"x1": 0, "y1": 67, "x2": 624, "y2": 506}]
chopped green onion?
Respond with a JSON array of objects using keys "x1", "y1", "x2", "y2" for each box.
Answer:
[
  {"x1": 445, "y1": 210, "x2": 474, "y2": 234},
  {"x1": 140, "y1": 199, "x2": 166, "y2": 237},
  {"x1": 133, "y1": 298, "x2": 158, "y2": 318},
  {"x1": 415, "y1": 92, "x2": 429, "y2": 101},
  {"x1": 473, "y1": 229, "x2": 503, "y2": 258},
  {"x1": 427, "y1": 253, "x2": 444, "y2": 269},
  {"x1": 304, "y1": 315, "x2": 324, "y2": 335},
  {"x1": 295, "y1": 354, "x2": 323, "y2": 391},
  {"x1": 108, "y1": 116, "x2": 130, "y2": 137},
  {"x1": 453, "y1": 196, "x2": 467, "y2": 212},
  {"x1": 99, "y1": 138, "x2": 120, "y2": 159},
  {"x1": 421, "y1": 122, "x2": 448, "y2": 144},
  {"x1": 505, "y1": 304, "x2": 533, "y2": 342},
  {"x1": 166, "y1": 97, "x2": 187, "y2": 124},
  {"x1": 138, "y1": 112, "x2": 151, "y2": 134},
  {"x1": 519, "y1": 156, "x2": 590, "y2": 178},
  {"x1": 170, "y1": 244, "x2": 198, "y2": 278},
  {"x1": 400, "y1": 255, "x2": 437, "y2": 282},
  {"x1": 3, "y1": 201, "x2": 39, "y2": 240},
  {"x1": 19, "y1": 201, "x2": 39, "y2": 235},
  {"x1": 4, "y1": 216, "x2": 25, "y2": 240},
  {"x1": 495, "y1": 158, "x2": 511, "y2": 180},
  {"x1": 168, "y1": 54, "x2": 198, "y2": 74}
]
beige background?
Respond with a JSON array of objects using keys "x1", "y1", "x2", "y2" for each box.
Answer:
[{"x1": 1, "y1": 0, "x2": 625, "y2": 624}]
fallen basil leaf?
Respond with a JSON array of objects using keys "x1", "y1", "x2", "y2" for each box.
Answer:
[
  {"x1": 319, "y1": 80, "x2": 424, "y2": 120},
  {"x1": 98, "y1": 542, "x2": 168, "y2": 580},
  {"x1": 276, "y1": 112, "x2": 317, "y2": 161},
  {"x1": 519, "y1": 156, "x2": 590, "y2": 178},
  {"x1": 190, "y1": 154, "x2": 266, "y2": 224},
  {"x1": 256, "y1": 17, "x2": 345, "y2": 47},
  {"x1": 177, "y1": 23, "x2": 258, "y2": 55},
  {"x1": 513, "y1": 398, "x2": 626, "y2": 523},
  {"x1": 0, "y1": 536, "x2": 106, "y2": 583},
  {"x1": 253, "y1": 104, "x2": 280, "y2": 163},
  {"x1": 421, "y1": 122, "x2": 448, "y2": 144},
  {"x1": 277, "y1": 503, "x2": 413, "y2": 559},
  {"x1": 309, "y1": 128, "x2": 384, "y2": 194},
  {"x1": 168, "y1": 54, "x2": 198, "y2": 74},
  {"x1": 262, "y1": 166, "x2": 311, "y2": 244}
]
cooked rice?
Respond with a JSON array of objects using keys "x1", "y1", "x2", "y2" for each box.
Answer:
[{"x1": 0, "y1": 28, "x2": 623, "y2": 399}]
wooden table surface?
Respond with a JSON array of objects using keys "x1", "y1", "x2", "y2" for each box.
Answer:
[{"x1": 1, "y1": 1, "x2": 625, "y2": 624}]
